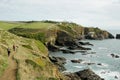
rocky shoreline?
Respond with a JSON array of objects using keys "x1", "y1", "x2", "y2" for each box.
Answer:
[
  {"x1": 7, "y1": 21, "x2": 115, "y2": 80},
  {"x1": 47, "y1": 28, "x2": 115, "y2": 80},
  {"x1": 48, "y1": 40, "x2": 104, "y2": 80}
]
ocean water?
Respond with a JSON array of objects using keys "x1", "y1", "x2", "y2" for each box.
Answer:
[{"x1": 50, "y1": 39, "x2": 120, "y2": 80}]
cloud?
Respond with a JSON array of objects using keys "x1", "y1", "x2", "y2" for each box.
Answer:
[{"x1": 0, "y1": 0, "x2": 120, "y2": 30}]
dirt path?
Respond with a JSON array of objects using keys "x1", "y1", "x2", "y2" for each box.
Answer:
[{"x1": 0, "y1": 52, "x2": 17, "y2": 80}]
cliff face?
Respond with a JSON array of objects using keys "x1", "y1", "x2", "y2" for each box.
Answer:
[
  {"x1": 0, "y1": 21, "x2": 114, "y2": 80},
  {"x1": 0, "y1": 30, "x2": 64, "y2": 80},
  {"x1": 84, "y1": 27, "x2": 114, "y2": 40},
  {"x1": 8, "y1": 21, "x2": 114, "y2": 47}
]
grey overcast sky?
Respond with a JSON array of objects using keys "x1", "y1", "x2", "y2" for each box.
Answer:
[{"x1": 0, "y1": 0, "x2": 120, "y2": 30}]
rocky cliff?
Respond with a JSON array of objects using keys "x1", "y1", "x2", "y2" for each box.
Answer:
[
  {"x1": 0, "y1": 21, "x2": 114, "y2": 80},
  {"x1": 8, "y1": 21, "x2": 114, "y2": 51}
]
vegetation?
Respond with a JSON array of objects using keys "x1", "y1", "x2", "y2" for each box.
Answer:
[
  {"x1": 0, "y1": 30, "x2": 63, "y2": 80},
  {"x1": 0, "y1": 20, "x2": 113, "y2": 80},
  {"x1": 0, "y1": 21, "x2": 25, "y2": 30}
]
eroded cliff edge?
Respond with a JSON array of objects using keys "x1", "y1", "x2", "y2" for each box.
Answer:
[{"x1": 0, "y1": 21, "x2": 114, "y2": 80}]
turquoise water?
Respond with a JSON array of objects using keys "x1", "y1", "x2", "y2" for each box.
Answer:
[{"x1": 50, "y1": 39, "x2": 120, "y2": 80}]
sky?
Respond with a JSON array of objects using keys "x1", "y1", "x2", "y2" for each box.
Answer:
[{"x1": 0, "y1": 0, "x2": 120, "y2": 30}]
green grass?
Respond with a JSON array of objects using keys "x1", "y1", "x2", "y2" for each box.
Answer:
[
  {"x1": 35, "y1": 40, "x2": 48, "y2": 54},
  {"x1": 0, "y1": 21, "x2": 57, "y2": 31},
  {"x1": 22, "y1": 44, "x2": 33, "y2": 50},
  {"x1": 18, "y1": 22, "x2": 57, "y2": 29},
  {"x1": 25, "y1": 58, "x2": 45, "y2": 69},
  {"x1": 0, "y1": 21, "x2": 24, "y2": 30},
  {"x1": 0, "y1": 57, "x2": 8, "y2": 77}
]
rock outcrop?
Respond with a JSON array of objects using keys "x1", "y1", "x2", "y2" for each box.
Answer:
[
  {"x1": 84, "y1": 27, "x2": 114, "y2": 40},
  {"x1": 71, "y1": 59, "x2": 82, "y2": 63},
  {"x1": 65, "y1": 69, "x2": 104, "y2": 80},
  {"x1": 8, "y1": 21, "x2": 114, "y2": 52},
  {"x1": 116, "y1": 34, "x2": 120, "y2": 39},
  {"x1": 1, "y1": 21, "x2": 114, "y2": 80},
  {"x1": 49, "y1": 56, "x2": 66, "y2": 71}
]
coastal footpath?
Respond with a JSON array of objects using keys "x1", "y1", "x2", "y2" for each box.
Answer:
[{"x1": 0, "y1": 21, "x2": 114, "y2": 80}]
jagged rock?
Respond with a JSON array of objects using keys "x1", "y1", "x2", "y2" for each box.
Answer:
[
  {"x1": 65, "y1": 73, "x2": 81, "y2": 80},
  {"x1": 115, "y1": 76, "x2": 118, "y2": 79},
  {"x1": 55, "y1": 30, "x2": 75, "y2": 46},
  {"x1": 49, "y1": 56, "x2": 66, "y2": 71},
  {"x1": 65, "y1": 69, "x2": 104, "y2": 80},
  {"x1": 61, "y1": 49, "x2": 75, "y2": 54},
  {"x1": 111, "y1": 54, "x2": 119, "y2": 58},
  {"x1": 97, "y1": 63, "x2": 102, "y2": 66},
  {"x1": 47, "y1": 43, "x2": 60, "y2": 52},
  {"x1": 84, "y1": 62, "x2": 95, "y2": 65},
  {"x1": 84, "y1": 27, "x2": 114, "y2": 40},
  {"x1": 68, "y1": 45, "x2": 91, "y2": 50},
  {"x1": 71, "y1": 59, "x2": 82, "y2": 63},
  {"x1": 116, "y1": 34, "x2": 120, "y2": 39},
  {"x1": 78, "y1": 41, "x2": 93, "y2": 46}
]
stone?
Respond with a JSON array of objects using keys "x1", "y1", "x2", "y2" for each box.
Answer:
[
  {"x1": 65, "y1": 69, "x2": 104, "y2": 80},
  {"x1": 71, "y1": 59, "x2": 82, "y2": 63},
  {"x1": 49, "y1": 56, "x2": 66, "y2": 71},
  {"x1": 116, "y1": 34, "x2": 120, "y2": 39}
]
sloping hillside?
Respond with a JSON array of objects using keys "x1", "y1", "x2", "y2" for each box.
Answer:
[
  {"x1": 8, "y1": 21, "x2": 114, "y2": 48},
  {"x1": 0, "y1": 30, "x2": 64, "y2": 80}
]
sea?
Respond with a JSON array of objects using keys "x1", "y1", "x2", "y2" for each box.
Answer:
[{"x1": 50, "y1": 30, "x2": 120, "y2": 80}]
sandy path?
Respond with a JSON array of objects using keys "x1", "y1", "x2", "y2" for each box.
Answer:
[{"x1": 0, "y1": 52, "x2": 17, "y2": 80}]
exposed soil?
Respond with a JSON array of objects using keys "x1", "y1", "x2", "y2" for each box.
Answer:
[{"x1": 0, "y1": 52, "x2": 17, "y2": 80}]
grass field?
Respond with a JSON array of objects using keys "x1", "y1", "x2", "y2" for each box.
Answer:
[
  {"x1": 18, "y1": 22, "x2": 57, "y2": 29},
  {"x1": 0, "y1": 21, "x2": 25, "y2": 30},
  {"x1": 0, "y1": 21, "x2": 59, "y2": 31}
]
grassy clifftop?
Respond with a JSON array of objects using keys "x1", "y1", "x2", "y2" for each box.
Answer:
[
  {"x1": 6, "y1": 21, "x2": 114, "y2": 45},
  {"x1": 0, "y1": 30, "x2": 64, "y2": 80},
  {"x1": 0, "y1": 21, "x2": 114, "y2": 80}
]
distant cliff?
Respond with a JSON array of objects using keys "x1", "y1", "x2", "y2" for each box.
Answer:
[{"x1": 8, "y1": 21, "x2": 114, "y2": 48}]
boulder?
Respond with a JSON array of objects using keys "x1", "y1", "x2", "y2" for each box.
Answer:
[
  {"x1": 68, "y1": 45, "x2": 91, "y2": 50},
  {"x1": 84, "y1": 62, "x2": 95, "y2": 65},
  {"x1": 97, "y1": 63, "x2": 102, "y2": 66},
  {"x1": 49, "y1": 56, "x2": 66, "y2": 71},
  {"x1": 47, "y1": 43, "x2": 60, "y2": 52},
  {"x1": 61, "y1": 49, "x2": 75, "y2": 54},
  {"x1": 65, "y1": 69, "x2": 104, "y2": 80},
  {"x1": 116, "y1": 34, "x2": 120, "y2": 39},
  {"x1": 78, "y1": 41, "x2": 93, "y2": 46},
  {"x1": 71, "y1": 59, "x2": 82, "y2": 63},
  {"x1": 111, "y1": 54, "x2": 119, "y2": 58}
]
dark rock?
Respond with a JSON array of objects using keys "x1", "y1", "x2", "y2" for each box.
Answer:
[
  {"x1": 65, "y1": 73, "x2": 81, "y2": 80},
  {"x1": 84, "y1": 27, "x2": 114, "y2": 39},
  {"x1": 68, "y1": 45, "x2": 91, "y2": 50},
  {"x1": 49, "y1": 56, "x2": 66, "y2": 64},
  {"x1": 55, "y1": 30, "x2": 75, "y2": 46},
  {"x1": 97, "y1": 63, "x2": 102, "y2": 66},
  {"x1": 71, "y1": 59, "x2": 82, "y2": 63},
  {"x1": 78, "y1": 41, "x2": 93, "y2": 46},
  {"x1": 115, "y1": 76, "x2": 118, "y2": 79},
  {"x1": 116, "y1": 34, "x2": 120, "y2": 39},
  {"x1": 65, "y1": 69, "x2": 104, "y2": 80},
  {"x1": 84, "y1": 63, "x2": 95, "y2": 65},
  {"x1": 47, "y1": 43, "x2": 60, "y2": 52},
  {"x1": 111, "y1": 54, "x2": 119, "y2": 58},
  {"x1": 108, "y1": 32, "x2": 114, "y2": 39},
  {"x1": 49, "y1": 56, "x2": 66, "y2": 71},
  {"x1": 61, "y1": 49, "x2": 75, "y2": 54},
  {"x1": 115, "y1": 55, "x2": 119, "y2": 58},
  {"x1": 111, "y1": 54, "x2": 115, "y2": 57},
  {"x1": 77, "y1": 46, "x2": 91, "y2": 50}
]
